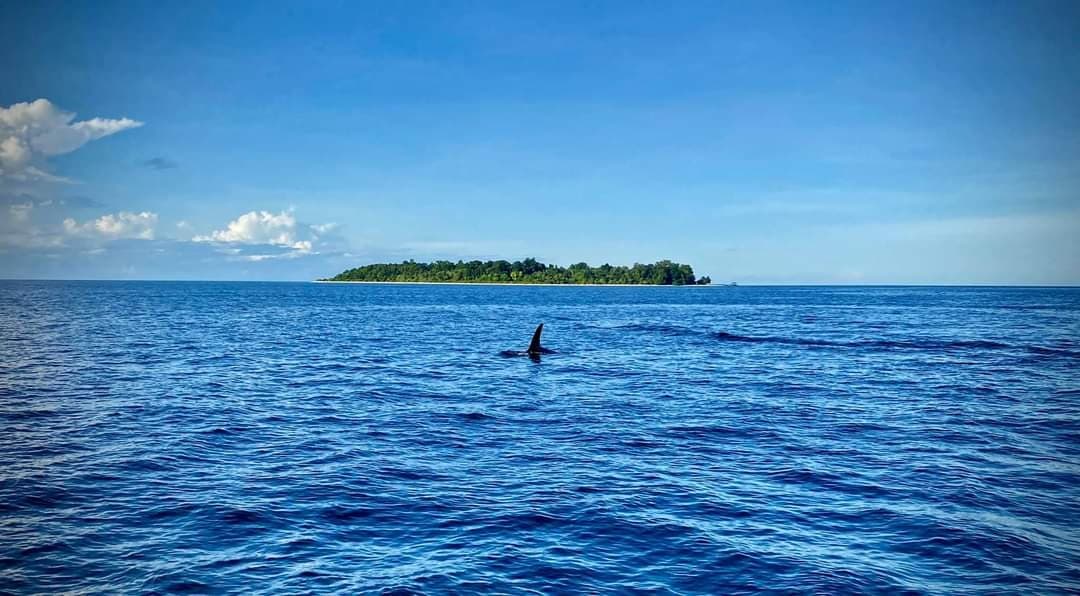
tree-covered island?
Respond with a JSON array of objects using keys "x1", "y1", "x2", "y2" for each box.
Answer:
[{"x1": 324, "y1": 259, "x2": 711, "y2": 285}]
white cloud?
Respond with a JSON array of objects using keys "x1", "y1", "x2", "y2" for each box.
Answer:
[
  {"x1": 22, "y1": 166, "x2": 74, "y2": 184},
  {"x1": 240, "y1": 251, "x2": 308, "y2": 262},
  {"x1": 311, "y1": 222, "x2": 339, "y2": 235},
  {"x1": 1, "y1": 136, "x2": 31, "y2": 170},
  {"x1": 63, "y1": 211, "x2": 158, "y2": 240},
  {"x1": 0, "y1": 99, "x2": 143, "y2": 182},
  {"x1": 194, "y1": 210, "x2": 314, "y2": 252},
  {"x1": 9, "y1": 201, "x2": 33, "y2": 222}
]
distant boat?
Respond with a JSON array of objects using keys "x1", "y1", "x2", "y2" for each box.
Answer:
[{"x1": 719, "y1": 282, "x2": 738, "y2": 287}]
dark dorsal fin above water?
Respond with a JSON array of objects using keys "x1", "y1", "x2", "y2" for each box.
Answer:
[{"x1": 527, "y1": 323, "x2": 544, "y2": 354}]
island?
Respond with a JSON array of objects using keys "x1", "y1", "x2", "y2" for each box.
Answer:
[{"x1": 323, "y1": 259, "x2": 712, "y2": 285}]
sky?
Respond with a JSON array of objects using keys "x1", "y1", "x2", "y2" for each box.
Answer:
[{"x1": 1, "y1": 0, "x2": 1078, "y2": 284}]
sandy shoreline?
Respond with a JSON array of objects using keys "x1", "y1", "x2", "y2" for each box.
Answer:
[{"x1": 314, "y1": 280, "x2": 717, "y2": 287}]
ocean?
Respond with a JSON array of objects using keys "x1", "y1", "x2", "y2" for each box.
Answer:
[{"x1": 1, "y1": 281, "x2": 1078, "y2": 593}]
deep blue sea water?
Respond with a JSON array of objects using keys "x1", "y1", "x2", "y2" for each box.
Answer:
[{"x1": 1, "y1": 281, "x2": 1079, "y2": 594}]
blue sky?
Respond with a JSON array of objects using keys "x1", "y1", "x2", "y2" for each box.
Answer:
[{"x1": 1, "y1": 0, "x2": 1077, "y2": 283}]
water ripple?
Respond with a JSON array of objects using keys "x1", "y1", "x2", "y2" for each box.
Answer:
[{"x1": 1, "y1": 282, "x2": 1078, "y2": 593}]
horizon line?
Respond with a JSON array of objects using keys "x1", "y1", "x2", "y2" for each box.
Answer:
[{"x1": 1, "y1": 278, "x2": 1078, "y2": 288}]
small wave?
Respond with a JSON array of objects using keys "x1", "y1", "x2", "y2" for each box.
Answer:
[
  {"x1": 623, "y1": 437, "x2": 663, "y2": 448},
  {"x1": 768, "y1": 466, "x2": 846, "y2": 486},
  {"x1": 321, "y1": 505, "x2": 380, "y2": 522},
  {"x1": 121, "y1": 458, "x2": 177, "y2": 473},
  {"x1": 617, "y1": 322, "x2": 699, "y2": 336},
  {"x1": 377, "y1": 466, "x2": 441, "y2": 481},
  {"x1": 667, "y1": 424, "x2": 757, "y2": 440},
  {"x1": 158, "y1": 579, "x2": 212, "y2": 593},
  {"x1": 1, "y1": 487, "x2": 72, "y2": 513},
  {"x1": 146, "y1": 502, "x2": 199, "y2": 521},
  {"x1": 714, "y1": 331, "x2": 836, "y2": 347},
  {"x1": 711, "y1": 332, "x2": 1026, "y2": 352},
  {"x1": 598, "y1": 324, "x2": 1072, "y2": 359},
  {"x1": 458, "y1": 411, "x2": 495, "y2": 421},
  {"x1": 284, "y1": 537, "x2": 319, "y2": 552},
  {"x1": 221, "y1": 508, "x2": 265, "y2": 524},
  {"x1": 19, "y1": 539, "x2": 75, "y2": 557},
  {"x1": 1, "y1": 408, "x2": 60, "y2": 421},
  {"x1": 199, "y1": 425, "x2": 251, "y2": 435},
  {"x1": 583, "y1": 321, "x2": 701, "y2": 336},
  {"x1": 1029, "y1": 346, "x2": 1080, "y2": 359}
]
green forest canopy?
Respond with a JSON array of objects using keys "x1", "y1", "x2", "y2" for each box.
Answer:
[{"x1": 325, "y1": 259, "x2": 711, "y2": 285}]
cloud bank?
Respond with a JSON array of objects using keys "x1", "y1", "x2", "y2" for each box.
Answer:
[
  {"x1": 194, "y1": 210, "x2": 330, "y2": 259},
  {"x1": 0, "y1": 99, "x2": 143, "y2": 183},
  {"x1": 63, "y1": 211, "x2": 158, "y2": 240}
]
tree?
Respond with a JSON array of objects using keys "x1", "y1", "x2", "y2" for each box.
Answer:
[{"x1": 327, "y1": 259, "x2": 709, "y2": 285}]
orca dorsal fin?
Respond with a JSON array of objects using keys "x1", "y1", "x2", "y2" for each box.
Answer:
[{"x1": 527, "y1": 323, "x2": 544, "y2": 353}]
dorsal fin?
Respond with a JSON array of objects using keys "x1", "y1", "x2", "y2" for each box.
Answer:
[{"x1": 527, "y1": 323, "x2": 544, "y2": 353}]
